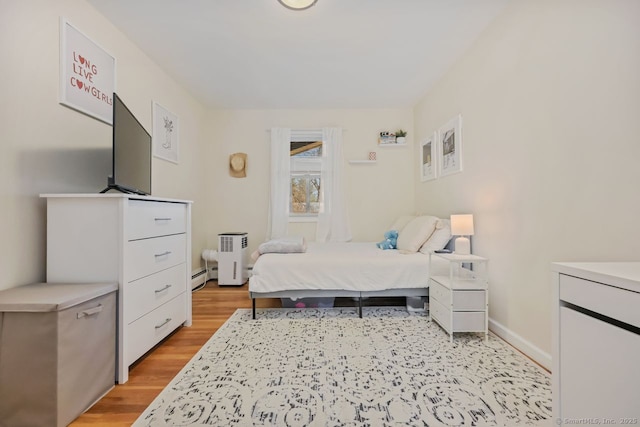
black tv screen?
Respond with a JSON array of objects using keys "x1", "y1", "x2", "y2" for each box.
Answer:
[{"x1": 103, "y1": 93, "x2": 152, "y2": 195}]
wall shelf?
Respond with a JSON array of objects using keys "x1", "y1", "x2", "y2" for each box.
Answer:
[
  {"x1": 348, "y1": 160, "x2": 377, "y2": 164},
  {"x1": 378, "y1": 143, "x2": 407, "y2": 148}
]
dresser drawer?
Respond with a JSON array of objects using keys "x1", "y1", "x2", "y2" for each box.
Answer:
[
  {"x1": 126, "y1": 234, "x2": 186, "y2": 281},
  {"x1": 560, "y1": 274, "x2": 640, "y2": 328},
  {"x1": 124, "y1": 263, "x2": 186, "y2": 323},
  {"x1": 126, "y1": 294, "x2": 186, "y2": 365},
  {"x1": 127, "y1": 200, "x2": 186, "y2": 240}
]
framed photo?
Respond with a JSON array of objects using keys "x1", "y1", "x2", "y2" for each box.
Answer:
[
  {"x1": 59, "y1": 18, "x2": 116, "y2": 124},
  {"x1": 438, "y1": 114, "x2": 463, "y2": 177},
  {"x1": 420, "y1": 132, "x2": 437, "y2": 182},
  {"x1": 152, "y1": 102, "x2": 179, "y2": 164}
]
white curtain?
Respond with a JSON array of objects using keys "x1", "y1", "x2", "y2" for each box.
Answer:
[
  {"x1": 316, "y1": 127, "x2": 352, "y2": 242},
  {"x1": 267, "y1": 127, "x2": 291, "y2": 239}
]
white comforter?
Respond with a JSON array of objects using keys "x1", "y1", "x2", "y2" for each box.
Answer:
[{"x1": 249, "y1": 242, "x2": 447, "y2": 294}]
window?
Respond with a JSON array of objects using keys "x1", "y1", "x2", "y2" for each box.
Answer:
[{"x1": 290, "y1": 139, "x2": 322, "y2": 218}]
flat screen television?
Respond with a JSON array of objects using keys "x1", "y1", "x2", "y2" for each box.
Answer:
[{"x1": 101, "y1": 93, "x2": 152, "y2": 195}]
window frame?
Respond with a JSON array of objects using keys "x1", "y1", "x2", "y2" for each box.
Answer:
[{"x1": 288, "y1": 130, "x2": 324, "y2": 222}]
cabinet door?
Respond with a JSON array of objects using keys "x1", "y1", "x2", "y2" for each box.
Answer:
[{"x1": 560, "y1": 306, "x2": 640, "y2": 419}]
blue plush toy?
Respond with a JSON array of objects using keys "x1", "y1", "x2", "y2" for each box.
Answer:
[{"x1": 376, "y1": 230, "x2": 398, "y2": 250}]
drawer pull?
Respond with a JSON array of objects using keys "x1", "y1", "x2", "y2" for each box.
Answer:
[
  {"x1": 154, "y1": 251, "x2": 172, "y2": 258},
  {"x1": 155, "y1": 318, "x2": 172, "y2": 329},
  {"x1": 154, "y1": 217, "x2": 172, "y2": 221},
  {"x1": 77, "y1": 304, "x2": 103, "y2": 319},
  {"x1": 155, "y1": 284, "x2": 172, "y2": 294}
]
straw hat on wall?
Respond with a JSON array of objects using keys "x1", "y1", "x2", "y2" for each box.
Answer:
[{"x1": 229, "y1": 152, "x2": 247, "y2": 178}]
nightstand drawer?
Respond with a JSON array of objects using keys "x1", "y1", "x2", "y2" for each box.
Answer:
[
  {"x1": 431, "y1": 298, "x2": 486, "y2": 333},
  {"x1": 453, "y1": 290, "x2": 485, "y2": 311},
  {"x1": 430, "y1": 297, "x2": 449, "y2": 329},
  {"x1": 127, "y1": 200, "x2": 187, "y2": 240},
  {"x1": 430, "y1": 279, "x2": 450, "y2": 306},
  {"x1": 430, "y1": 280, "x2": 485, "y2": 311}
]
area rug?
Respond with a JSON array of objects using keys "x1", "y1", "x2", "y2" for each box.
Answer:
[{"x1": 133, "y1": 307, "x2": 552, "y2": 426}]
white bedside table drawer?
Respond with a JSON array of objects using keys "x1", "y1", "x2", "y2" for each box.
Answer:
[
  {"x1": 430, "y1": 280, "x2": 450, "y2": 306},
  {"x1": 430, "y1": 298, "x2": 449, "y2": 330},
  {"x1": 431, "y1": 298, "x2": 486, "y2": 333},
  {"x1": 452, "y1": 311, "x2": 486, "y2": 332},
  {"x1": 127, "y1": 200, "x2": 187, "y2": 240},
  {"x1": 431, "y1": 280, "x2": 485, "y2": 311},
  {"x1": 125, "y1": 263, "x2": 186, "y2": 323},
  {"x1": 126, "y1": 234, "x2": 186, "y2": 281},
  {"x1": 453, "y1": 290, "x2": 486, "y2": 311}
]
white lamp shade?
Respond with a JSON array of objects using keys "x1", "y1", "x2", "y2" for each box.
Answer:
[
  {"x1": 278, "y1": 0, "x2": 317, "y2": 10},
  {"x1": 450, "y1": 214, "x2": 474, "y2": 236}
]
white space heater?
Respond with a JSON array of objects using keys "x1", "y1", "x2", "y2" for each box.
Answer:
[{"x1": 217, "y1": 232, "x2": 248, "y2": 286}]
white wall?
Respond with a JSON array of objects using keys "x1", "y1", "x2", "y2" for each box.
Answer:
[
  {"x1": 0, "y1": 0, "x2": 209, "y2": 290},
  {"x1": 203, "y1": 109, "x2": 415, "y2": 254},
  {"x1": 414, "y1": 0, "x2": 640, "y2": 364}
]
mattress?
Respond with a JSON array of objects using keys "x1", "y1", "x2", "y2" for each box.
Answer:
[{"x1": 249, "y1": 242, "x2": 449, "y2": 294}]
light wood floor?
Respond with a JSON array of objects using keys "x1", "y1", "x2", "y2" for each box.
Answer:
[{"x1": 70, "y1": 281, "x2": 280, "y2": 426}]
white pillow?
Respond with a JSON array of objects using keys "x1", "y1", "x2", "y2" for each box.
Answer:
[
  {"x1": 396, "y1": 215, "x2": 439, "y2": 252},
  {"x1": 388, "y1": 215, "x2": 415, "y2": 233},
  {"x1": 420, "y1": 219, "x2": 452, "y2": 253}
]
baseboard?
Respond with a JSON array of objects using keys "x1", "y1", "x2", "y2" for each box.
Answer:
[
  {"x1": 191, "y1": 268, "x2": 207, "y2": 290},
  {"x1": 489, "y1": 317, "x2": 551, "y2": 371}
]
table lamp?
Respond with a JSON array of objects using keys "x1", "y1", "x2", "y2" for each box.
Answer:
[{"x1": 450, "y1": 214, "x2": 474, "y2": 255}]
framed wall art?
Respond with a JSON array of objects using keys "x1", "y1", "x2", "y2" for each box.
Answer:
[
  {"x1": 438, "y1": 114, "x2": 463, "y2": 177},
  {"x1": 59, "y1": 18, "x2": 116, "y2": 124},
  {"x1": 420, "y1": 132, "x2": 437, "y2": 182},
  {"x1": 152, "y1": 102, "x2": 179, "y2": 164}
]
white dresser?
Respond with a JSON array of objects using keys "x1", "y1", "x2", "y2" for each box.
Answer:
[
  {"x1": 42, "y1": 194, "x2": 193, "y2": 384},
  {"x1": 552, "y1": 262, "x2": 640, "y2": 424}
]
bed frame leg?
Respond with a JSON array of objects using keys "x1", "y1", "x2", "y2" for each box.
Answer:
[
  {"x1": 358, "y1": 297, "x2": 363, "y2": 318},
  {"x1": 252, "y1": 298, "x2": 256, "y2": 320}
]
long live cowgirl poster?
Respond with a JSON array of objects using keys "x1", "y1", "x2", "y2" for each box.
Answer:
[{"x1": 59, "y1": 18, "x2": 116, "y2": 124}]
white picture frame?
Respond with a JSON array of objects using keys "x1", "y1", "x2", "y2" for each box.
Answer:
[
  {"x1": 420, "y1": 132, "x2": 437, "y2": 182},
  {"x1": 152, "y1": 102, "x2": 179, "y2": 164},
  {"x1": 59, "y1": 18, "x2": 116, "y2": 124},
  {"x1": 438, "y1": 114, "x2": 463, "y2": 177}
]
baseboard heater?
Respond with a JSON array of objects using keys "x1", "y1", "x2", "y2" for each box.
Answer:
[{"x1": 191, "y1": 268, "x2": 207, "y2": 290}]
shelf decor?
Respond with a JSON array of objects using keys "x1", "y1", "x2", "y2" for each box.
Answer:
[
  {"x1": 378, "y1": 131, "x2": 396, "y2": 145},
  {"x1": 420, "y1": 132, "x2": 437, "y2": 182},
  {"x1": 438, "y1": 114, "x2": 463, "y2": 177},
  {"x1": 395, "y1": 129, "x2": 407, "y2": 144},
  {"x1": 59, "y1": 18, "x2": 116, "y2": 124}
]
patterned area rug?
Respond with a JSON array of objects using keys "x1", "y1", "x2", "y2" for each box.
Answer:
[{"x1": 133, "y1": 307, "x2": 552, "y2": 426}]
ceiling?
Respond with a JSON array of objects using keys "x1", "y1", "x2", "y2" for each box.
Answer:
[{"x1": 87, "y1": 0, "x2": 511, "y2": 110}]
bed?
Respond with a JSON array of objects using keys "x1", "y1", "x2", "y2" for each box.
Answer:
[{"x1": 249, "y1": 215, "x2": 454, "y2": 319}]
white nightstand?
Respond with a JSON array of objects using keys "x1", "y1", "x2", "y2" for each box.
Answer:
[{"x1": 429, "y1": 253, "x2": 489, "y2": 342}]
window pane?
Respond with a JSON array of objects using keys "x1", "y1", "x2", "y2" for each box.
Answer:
[
  {"x1": 290, "y1": 174, "x2": 321, "y2": 215},
  {"x1": 291, "y1": 141, "x2": 322, "y2": 158},
  {"x1": 309, "y1": 177, "x2": 321, "y2": 213},
  {"x1": 291, "y1": 176, "x2": 307, "y2": 213}
]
